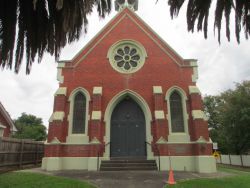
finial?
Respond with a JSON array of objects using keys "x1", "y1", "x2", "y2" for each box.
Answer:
[{"x1": 115, "y1": 0, "x2": 138, "y2": 12}]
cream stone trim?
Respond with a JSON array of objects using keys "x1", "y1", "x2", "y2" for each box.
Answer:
[
  {"x1": 54, "y1": 87, "x2": 67, "y2": 96},
  {"x1": 154, "y1": 110, "x2": 165, "y2": 120},
  {"x1": 165, "y1": 86, "x2": 190, "y2": 142},
  {"x1": 67, "y1": 87, "x2": 90, "y2": 144},
  {"x1": 103, "y1": 89, "x2": 154, "y2": 160},
  {"x1": 190, "y1": 60, "x2": 198, "y2": 83},
  {"x1": 107, "y1": 39, "x2": 147, "y2": 74},
  {"x1": 195, "y1": 156, "x2": 217, "y2": 173},
  {"x1": 42, "y1": 157, "x2": 62, "y2": 171},
  {"x1": 156, "y1": 137, "x2": 168, "y2": 144},
  {"x1": 57, "y1": 63, "x2": 65, "y2": 83},
  {"x1": 57, "y1": 62, "x2": 66, "y2": 68},
  {"x1": 93, "y1": 87, "x2": 103, "y2": 95},
  {"x1": 50, "y1": 137, "x2": 61, "y2": 144},
  {"x1": 153, "y1": 86, "x2": 163, "y2": 94},
  {"x1": 91, "y1": 111, "x2": 102, "y2": 120},
  {"x1": 168, "y1": 134, "x2": 190, "y2": 143},
  {"x1": 90, "y1": 137, "x2": 101, "y2": 144},
  {"x1": 42, "y1": 155, "x2": 216, "y2": 172},
  {"x1": 192, "y1": 110, "x2": 206, "y2": 120},
  {"x1": 42, "y1": 157, "x2": 99, "y2": 171},
  {"x1": 66, "y1": 135, "x2": 89, "y2": 144},
  {"x1": 158, "y1": 156, "x2": 216, "y2": 173},
  {"x1": 196, "y1": 136, "x2": 207, "y2": 143},
  {"x1": 188, "y1": 86, "x2": 201, "y2": 94},
  {"x1": 49, "y1": 111, "x2": 65, "y2": 122},
  {"x1": 0, "y1": 124, "x2": 6, "y2": 129}
]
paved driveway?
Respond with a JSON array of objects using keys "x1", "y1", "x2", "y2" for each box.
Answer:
[{"x1": 23, "y1": 168, "x2": 230, "y2": 188}]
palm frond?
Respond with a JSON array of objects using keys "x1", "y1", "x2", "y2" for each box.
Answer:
[
  {"x1": 168, "y1": 0, "x2": 185, "y2": 18},
  {"x1": 0, "y1": 0, "x2": 111, "y2": 74},
  {"x1": 0, "y1": 0, "x2": 18, "y2": 70},
  {"x1": 186, "y1": 0, "x2": 211, "y2": 38}
]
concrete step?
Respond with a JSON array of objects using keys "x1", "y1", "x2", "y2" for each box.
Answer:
[
  {"x1": 100, "y1": 159, "x2": 158, "y2": 171},
  {"x1": 101, "y1": 160, "x2": 156, "y2": 164}
]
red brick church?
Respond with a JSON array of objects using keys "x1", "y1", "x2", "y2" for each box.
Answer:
[{"x1": 42, "y1": 0, "x2": 216, "y2": 173}]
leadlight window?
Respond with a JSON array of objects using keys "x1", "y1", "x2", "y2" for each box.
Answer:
[
  {"x1": 114, "y1": 46, "x2": 140, "y2": 70},
  {"x1": 170, "y1": 91, "x2": 185, "y2": 132},
  {"x1": 108, "y1": 40, "x2": 147, "y2": 74},
  {"x1": 72, "y1": 92, "x2": 86, "y2": 134}
]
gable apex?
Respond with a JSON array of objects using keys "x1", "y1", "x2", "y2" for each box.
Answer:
[{"x1": 62, "y1": 7, "x2": 193, "y2": 68}]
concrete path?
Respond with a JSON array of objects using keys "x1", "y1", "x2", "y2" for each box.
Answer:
[{"x1": 21, "y1": 168, "x2": 230, "y2": 188}]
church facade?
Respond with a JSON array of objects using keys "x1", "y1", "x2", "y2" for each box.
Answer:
[{"x1": 42, "y1": 3, "x2": 216, "y2": 173}]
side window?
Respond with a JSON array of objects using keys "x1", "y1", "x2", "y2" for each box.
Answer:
[
  {"x1": 170, "y1": 91, "x2": 184, "y2": 132},
  {"x1": 72, "y1": 92, "x2": 86, "y2": 134}
]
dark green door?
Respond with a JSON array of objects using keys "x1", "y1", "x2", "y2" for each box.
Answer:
[{"x1": 110, "y1": 97, "x2": 146, "y2": 157}]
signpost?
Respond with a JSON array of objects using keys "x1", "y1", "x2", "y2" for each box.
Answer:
[{"x1": 212, "y1": 142, "x2": 220, "y2": 159}]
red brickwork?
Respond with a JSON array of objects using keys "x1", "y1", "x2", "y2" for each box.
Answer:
[{"x1": 46, "y1": 8, "x2": 211, "y2": 158}]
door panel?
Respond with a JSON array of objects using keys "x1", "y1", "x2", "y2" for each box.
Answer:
[{"x1": 110, "y1": 98, "x2": 146, "y2": 157}]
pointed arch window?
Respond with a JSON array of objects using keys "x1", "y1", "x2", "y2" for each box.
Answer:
[
  {"x1": 72, "y1": 92, "x2": 86, "y2": 134},
  {"x1": 170, "y1": 91, "x2": 184, "y2": 133}
]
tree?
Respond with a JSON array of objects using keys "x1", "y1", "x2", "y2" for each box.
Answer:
[
  {"x1": 0, "y1": 0, "x2": 249, "y2": 73},
  {"x1": 13, "y1": 113, "x2": 47, "y2": 141},
  {"x1": 204, "y1": 81, "x2": 250, "y2": 154}
]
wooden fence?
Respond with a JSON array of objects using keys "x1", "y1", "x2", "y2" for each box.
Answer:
[{"x1": 0, "y1": 137, "x2": 44, "y2": 169}]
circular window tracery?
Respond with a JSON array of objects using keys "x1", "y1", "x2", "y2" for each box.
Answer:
[
  {"x1": 107, "y1": 40, "x2": 147, "y2": 74},
  {"x1": 114, "y1": 46, "x2": 140, "y2": 70}
]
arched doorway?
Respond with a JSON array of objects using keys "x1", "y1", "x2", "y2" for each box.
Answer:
[{"x1": 110, "y1": 97, "x2": 146, "y2": 158}]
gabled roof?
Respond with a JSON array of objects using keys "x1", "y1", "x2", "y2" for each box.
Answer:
[
  {"x1": 0, "y1": 102, "x2": 17, "y2": 132},
  {"x1": 58, "y1": 7, "x2": 196, "y2": 68}
]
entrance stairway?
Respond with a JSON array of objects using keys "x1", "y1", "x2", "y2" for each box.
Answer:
[{"x1": 99, "y1": 158, "x2": 158, "y2": 171}]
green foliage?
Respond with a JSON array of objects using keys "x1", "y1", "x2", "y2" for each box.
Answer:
[
  {"x1": 0, "y1": 172, "x2": 96, "y2": 188},
  {"x1": 204, "y1": 81, "x2": 250, "y2": 154},
  {"x1": 13, "y1": 113, "x2": 47, "y2": 141}
]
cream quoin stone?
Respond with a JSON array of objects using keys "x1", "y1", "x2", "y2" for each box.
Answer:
[
  {"x1": 54, "y1": 87, "x2": 67, "y2": 96},
  {"x1": 188, "y1": 86, "x2": 201, "y2": 94},
  {"x1": 153, "y1": 86, "x2": 163, "y2": 94},
  {"x1": 154, "y1": 110, "x2": 165, "y2": 120},
  {"x1": 49, "y1": 111, "x2": 65, "y2": 122},
  {"x1": 56, "y1": 62, "x2": 65, "y2": 84},
  {"x1": 91, "y1": 111, "x2": 102, "y2": 120},
  {"x1": 190, "y1": 60, "x2": 198, "y2": 83},
  {"x1": 93, "y1": 87, "x2": 103, "y2": 95},
  {"x1": 192, "y1": 110, "x2": 206, "y2": 120}
]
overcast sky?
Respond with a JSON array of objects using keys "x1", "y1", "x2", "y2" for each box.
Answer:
[{"x1": 0, "y1": 1, "x2": 249, "y2": 126}]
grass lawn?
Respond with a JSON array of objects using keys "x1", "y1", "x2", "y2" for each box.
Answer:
[
  {"x1": 0, "y1": 172, "x2": 96, "y2": 188},
  {"x1": 165, "y1": 165, "x2": 250, "y2": 188}
]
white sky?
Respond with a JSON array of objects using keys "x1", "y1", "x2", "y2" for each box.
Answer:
[{"x1": 0, "y1": 1, "x2": 249, "y2": 127}]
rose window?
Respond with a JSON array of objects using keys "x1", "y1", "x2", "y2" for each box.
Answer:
[
  {"x1": 108, "y1": 40, "x2": 147, "y2": 74},
  {"x1": 114, "y1": 46, "x2": 140, "y2": 70}
]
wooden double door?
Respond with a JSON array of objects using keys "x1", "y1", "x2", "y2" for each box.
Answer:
[{"x1": 110, "y1": 97, "x2": 146, "y2": 157}]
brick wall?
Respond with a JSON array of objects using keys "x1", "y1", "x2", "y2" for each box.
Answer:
[{"x1": 46, "y1": 8, "x2": 211, "y2": 157}]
